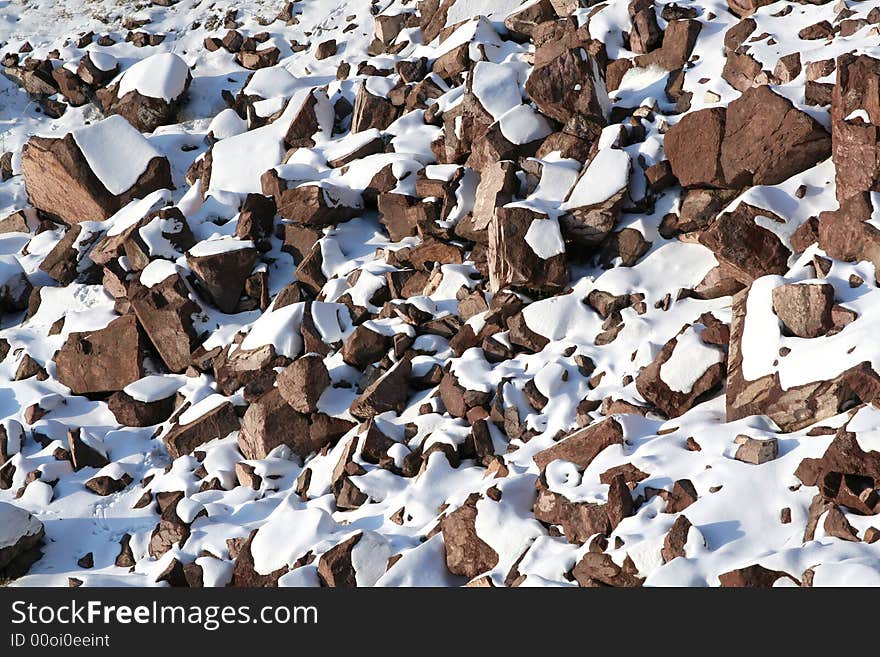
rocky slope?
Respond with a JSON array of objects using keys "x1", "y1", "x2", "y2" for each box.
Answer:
[{"x1": 0, "y1": 0, "x2": 880, "y2": 587}]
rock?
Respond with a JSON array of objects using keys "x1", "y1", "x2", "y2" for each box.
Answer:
[
  {"x1": 85, "y1": 471, "x2": 132, "y2": 496},
  {"x1": 664, "y1": 107, "x2": 726, "y2": 188},
  {"x1": 440, "y1": 494, "x2": 499, "y2": 579},
  {"x1": 187, "y1": 241, "x2": 258, "y2": 313},
  {"x1": 533, "y1": 475, "x2": 632, "y2": 544},
  {"x1": 666, "y1": 479, "x2": 699, "y2": 513},
  {"x1": 533, "y1": 417, "x2": 625, "y2": 475},
  {"x1": 721, "y1": 48, "x2": 769, "y2": 93},
  {"x1": 771, "y1": 282, "x2": 834, "y2": 338},
  {"x1": 634, "y1": 18, "x2": 701, "y2": 71},
  {"x1": 635, "y1": 324, "x2": 725, "y2": 418},
  {"x1": 734, "y1": 436, "x2": 778, "y2": 465},
  {"x1": 148, "y1": 493, "x2": 192, "y2": 558},
  {"x1": 317, "y1": 533, "x2": 360, "y2": 587},
  {"x1": 665, "y1": 86, "x2": 830, "y2": 190},
  {"x1": 351, "y1": 81, "x2": 399, "y2": 132},
  {"x1": 661, "y1": 515, "x2": 692, "y2": 563},
  {"x1": 727, "y1": 288, "x2": 880, "y2": 431},
  {"x1": 0, "y1": 502, "x2": 44, "y2": 580},
  {"x1": 504, "y1": 0, "x2": 556, "y2": 39},
  {"x1": 272, "y1": 180, "x2": 361, "y2": 227},
  {"x1": 238, "y1": 388, "x2": 310, "y2": 459},
  {"x1": 315, "y1": 39, "x2": 337, "y2": 60},
  {"x1": 718, "y1": 564, "x2": 789, "y2": 587},
  {"x1": 230, "y1": 529, "x2": 288, "y2": 587},
  {"x1": 571, "y1": 551, "x2": 644, "y2": 587},
  {"x1": 54, "y1": 314, "x2": 147, "y2": 394},
  {"x1": 698, "y1": 203, "x2": 791, "y2": 285},
  {"x1": 721, "y1": 86, "x2": 830, "y2": 188},
  {"x1": 561, "y1": 147, "x2": 631, "y2": 248},
  {"x1": 488, "y1": 207, "x2": 568, "y2": 293},
  {"x1": 108, "y1": 390, "x2": 176, "y2": 427},
  {"x1": 823, "y1": 507, "x2": 859, "y2": 541},
  {"x1": 129, "y1": 274, "x2": 202, "y2": 373},
  {"x1": 342, "y1": 326, "x2": 392, "y2": 369},
  {"x1": 831, "y1": 55, "x2": 880, "y2": 203},
  {"x1": 67, "y1": 428, "x2": 109, "y2": 471},
  {"x1": 21, "y1": 117, "x2": 172, "y2": 224},
  {"x1": 76, "y1": 52, "x2": 119, "y2": 87},
  {"x1": 349, "y1": 357, "x2": 412, "y2": 420},
  {"x1": 97, "y1": 53, "x2": 191, "y2": 132},
  {"x1": 277, "y1": 354, "x2": 330, "y2": 414},
  {"x1": 162, "y1": 400, "x2": 240, "y2": 459},
  {"x1": 236, "y1": 47, "x2": 280, "y2": 70},
  {"x1": 795, "y1": 428, "x2": 880, "y2": 513},
  {"x1": 726, "y1": 0, "x2": 774, "y2": 17},
  {"x1": 525, "y1": 33, "x2": 607, "y2": 139}
]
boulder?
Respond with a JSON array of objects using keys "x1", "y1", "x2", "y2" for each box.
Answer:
[
  {"x1": 635, "y1": 324, "x2": 726, "y2": 418},
  {"x1": 162, "y1": 400, "x2": 241, "y2": 459},
  {"x1": 771, "y1": 282, "x2": 835, "y2": 338},
  {"x1": 21, "y1": 116, "x2": 172, "y2": 224},
  {"x1": 440, "y1": 494, "x2": 499, "y2": 579},
  {"x1": 488, "y1": 207, "x2": 568, "y2": 293},
  {"x1": 97, "y1": 53, "x2": 191, "y2": 132},
  {"x1": 54, "y1": 314, "x2": 147, "y2": 394},
  {"x1": 0, "y1": 502, "x2": 44, "y2": 580},
  {"x1": 186, "y1": 240, "x2": 258, "y2": 313}
]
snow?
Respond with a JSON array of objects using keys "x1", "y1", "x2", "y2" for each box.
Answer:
[
  {"x1": 523, "y1": 216, "x2": 565, "y2": 260},
  {"x1": 71, "y1": 115, "x2": 163, "y2": 196},
  {"x1": 563, "y1": 148, "x2": 631, "y2": 209},
  {"x1": 188, "y1": 237, "x2": 254, "y2": 258},
  {"x1": 139, "y1": 258, "x2": 178, "y2": 287},
  {"x1": 659, "y1": 326, "x2": 724, "y2": 394},
  {"x1": 123, "y1": 375, "x2": 185, "y2": 403},
  {"x1": 498, "y1": 104, "x2": 553, "y2": 145},
  {"x1": 0, "y1": 502, "x2": 42, "y2": 549},
  {"x1": 117, "y1": 52, "x2": 189, "y2": 102},
  {"x1": 470, "y1": 61, "x2": 521, "y2": 121},
  {"x1": 86, "y1": 51, "x2": 117, "y2": 72}
]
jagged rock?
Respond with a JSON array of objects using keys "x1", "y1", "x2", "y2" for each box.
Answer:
[
  {"x1": 107, "y1": 389, "x2": 176, "y2": 427},
  {"x1": 97, "y1": 53, "x2": 191, "y2": 132},
  {"x1": 230, "y1": 529, "x2": 288, "y2": 587},
  {"x1": 533, "y1": 475, "x2": 632, "y2": 545},
  {"x1": 635, "y1": 324, "x2": 726, "y2": 418},
  {"x1": 698, "y1": 203, "x2": 791, "y2": 285},
  {"x1": 533, "y1": 418, "x2": 624, "y2": 475},
  {"x1": 726, "y1": 288, "x2": 880, "y2": 432},
  {"x1": 771, "y1": 282, "x2": 835, "y2": 338},
  {"x1": 187, "y1": 241, "x2": 258, "y2": 313},
  {"x1": 129, "y1": 274, "x2": 202, "y2": 373},
  {"x1": 277, "y1": 354, "x2": 330, "y2": 414},
  {"x1": 54, "y1": 315, "x2": 147, "y2": 394},
  {"x1": 21, "y1": 116, "x2": 172, "y2": 224},
  {"x1": 0, "y1": 502, "x2": 44, "y2": 580},
  {"x1": 665, "y1": 86, "x2": 830, "y2": 189},
  {"x1": 488, "y1": 206, "x2": 568, "y2": 293},
  {"x1": 349, "y1": 357, "x2": 412, "y2": 420},
  {"x1": 440, "y1": 494, "x2": 499, "y2": 579},
  {"x1": 162, "y1": 400, "x2": 241, "y2": 459}
]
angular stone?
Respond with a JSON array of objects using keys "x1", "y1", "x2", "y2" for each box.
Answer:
[
  {"x1": 162, "y1": 401, "x2": 240, "y2": 459},
  {"x1": 129, "y1": 274, "x2": 202, "y2": 373},
  {"x1": 533, "y1": 418, "x2": 624, "y2": 475},
  {"x1": 21, "y1": 127, "x2": 172, "y2": 225},
  {"x1": 277, "y1": 354, "x2": 330, "y2": 414},
  {"x1": 771, "y1": 282, "x2": 834, "y2": 338},
  {"x1": 440, "y1": 494, "x2": 499, "y2": 579},
  {"x1": 54, "y1": 315, "x2": 147, "y2": 394},
  {"x1": 187, "y1": 243, "x2": 258, "y2": 314}
]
